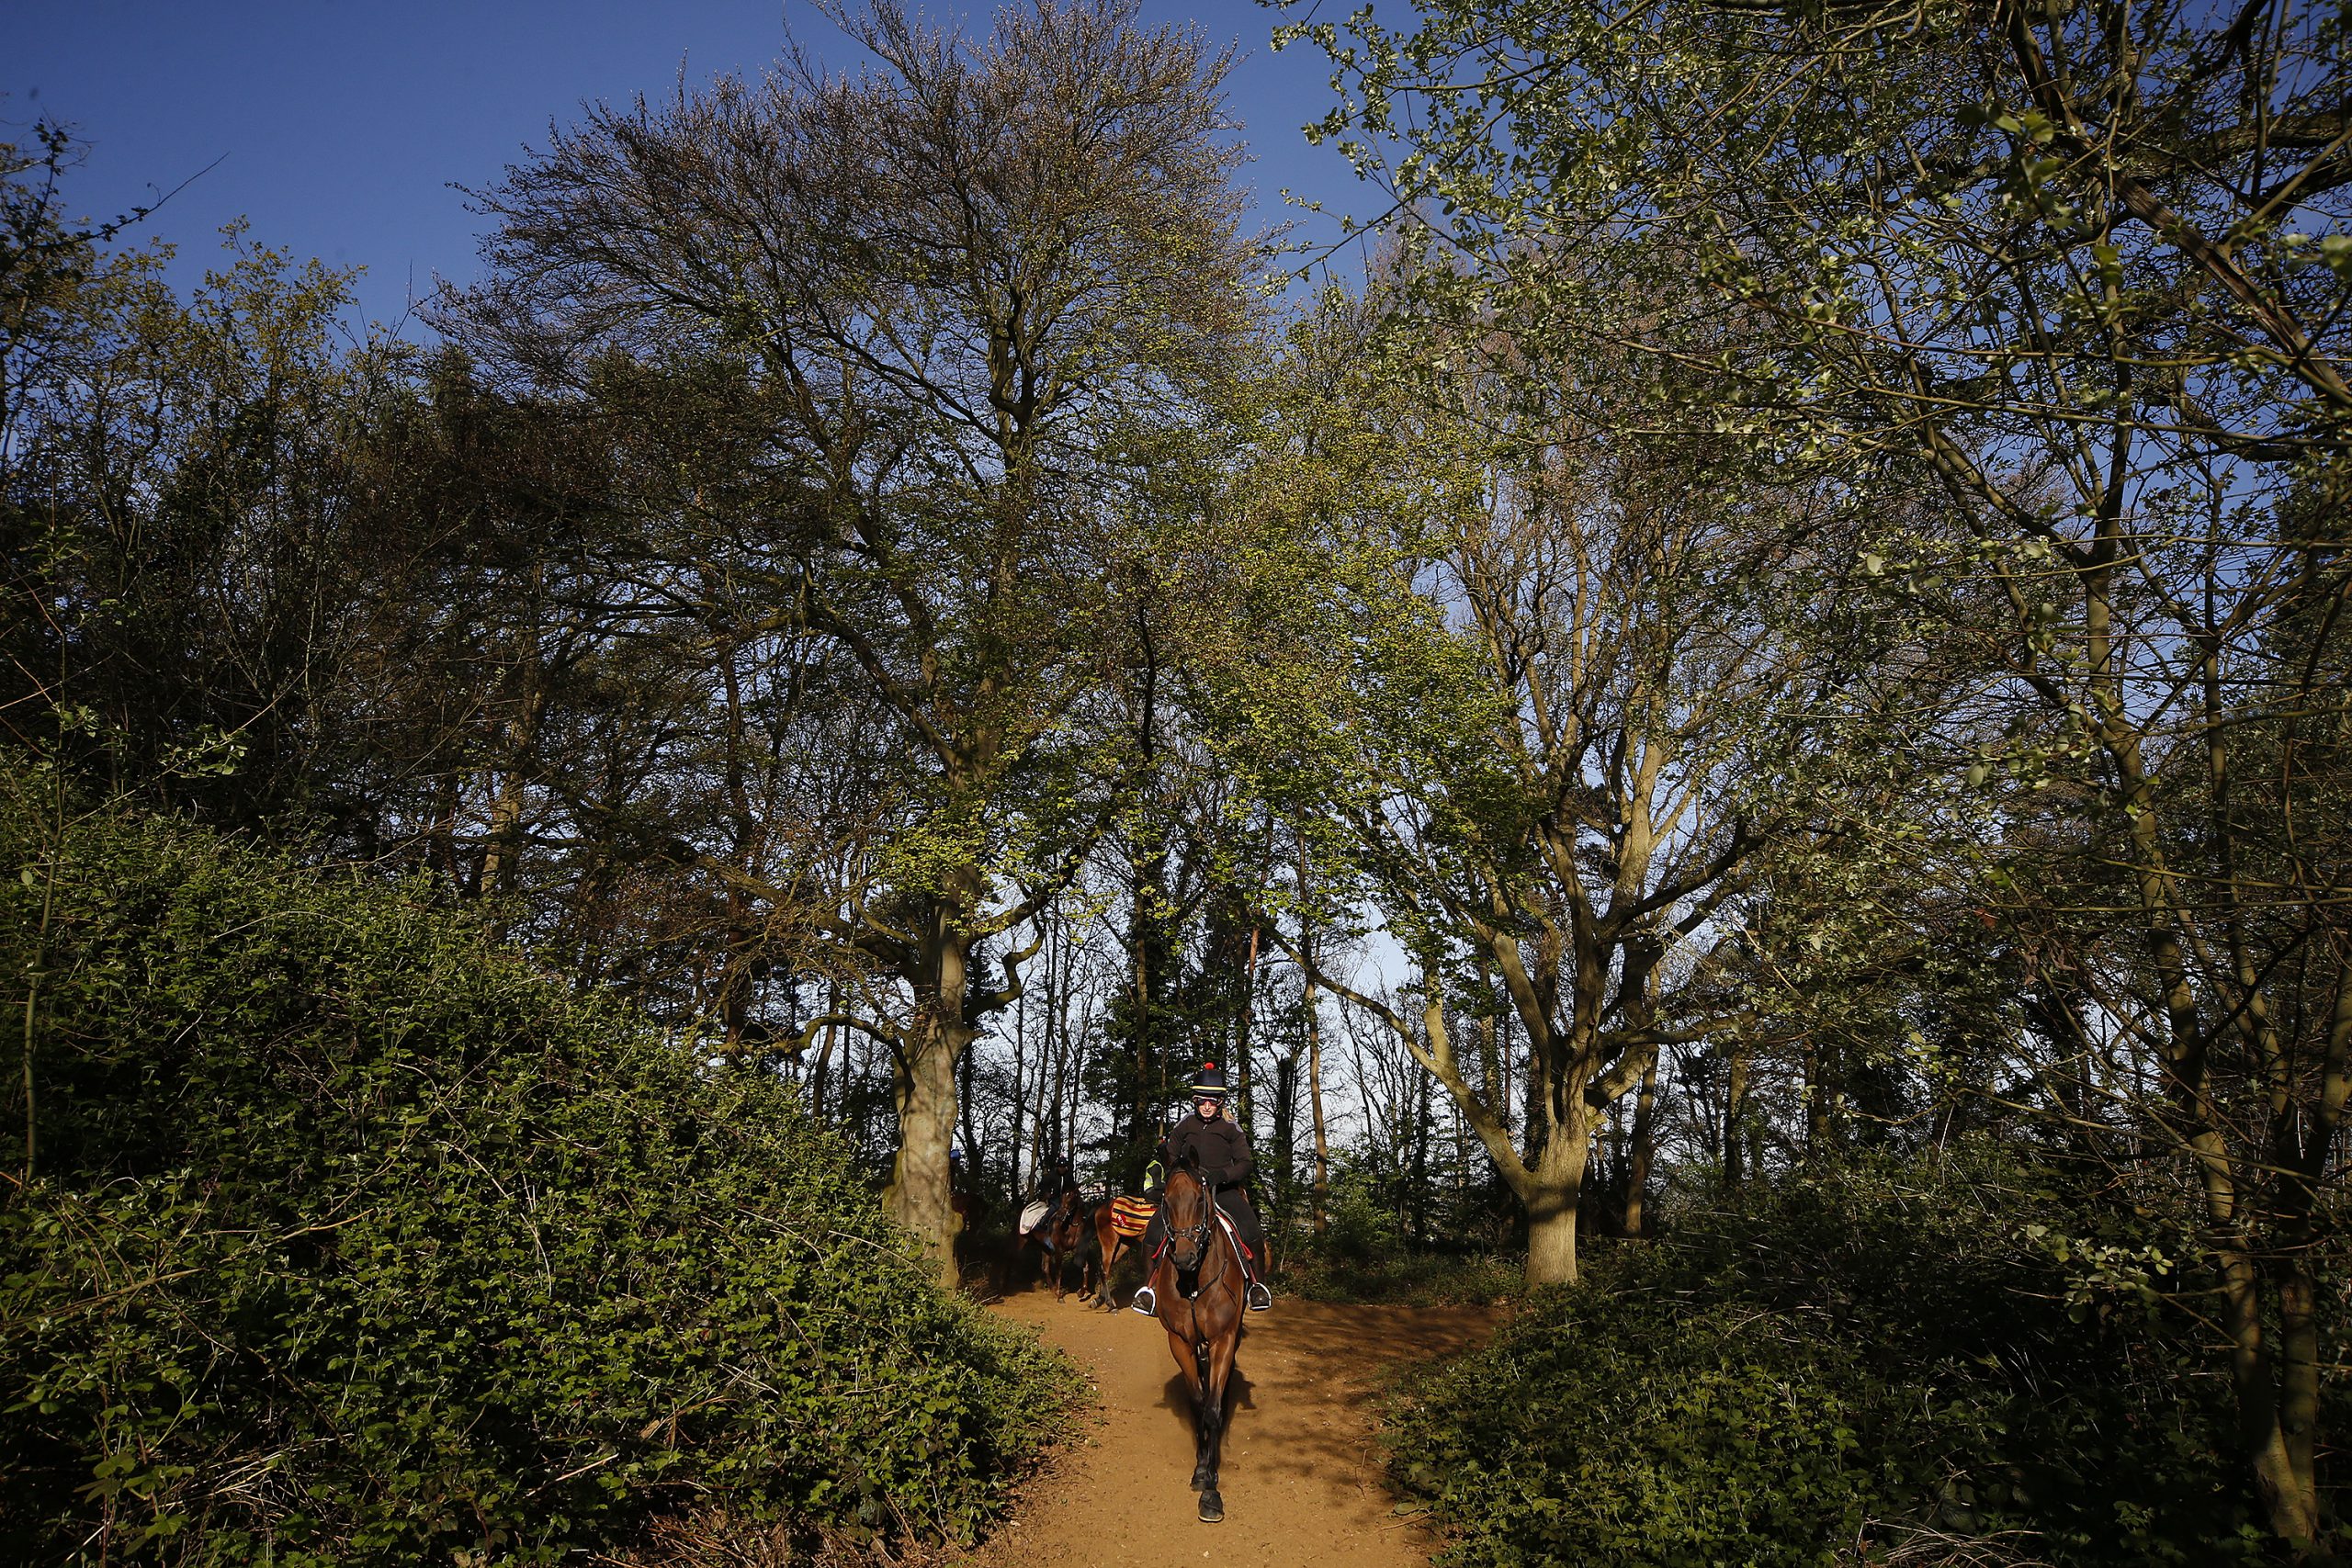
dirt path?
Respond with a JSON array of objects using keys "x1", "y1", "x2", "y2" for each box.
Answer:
[{"x1": 967, "y1": 1290, "x2": 1497, "y2": 1568}]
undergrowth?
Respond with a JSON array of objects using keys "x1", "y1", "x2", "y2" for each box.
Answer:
[
  {"x1": 1387, "y1": 1153, "x2": 2304, "y2": 1566},
  {"x1": 1283, "y1": 1247, "x2": 1520, "y2": 1307},
  {"x1": 0, "y1": 779, "x2": 1074, "y2": 1564}
]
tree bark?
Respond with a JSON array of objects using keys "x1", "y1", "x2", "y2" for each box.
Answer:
[
  {"x1": 883, "y1": 884, "x2": 984, "y2": 1291},
  {"x1": 888, "y1": 1007, "x2": 969, "y2": 1292},
  {"x1": 1307, "y1": 974, "x2": 1330, "y2": 1240},
  {"x1": 1523, "y1": 1110, "x2": 1592, "y2": 1286},
  {"x1": 1624, "y1": 1050, "x2": 1658, "y2": 1237},
  {"x1": 811, "y1": 998, "x2": 837, "y2": 1119},
  {"x1": 1801, "y1": 1034, "x2": 1829, "y2": 1156}
]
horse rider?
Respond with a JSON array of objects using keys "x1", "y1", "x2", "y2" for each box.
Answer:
[
  {"x1": 1035, "y1": 1158, "x2": 1079, "y2": 1205},
  {"x1": 1131, "y1": 1062, "x2": 1273, "y2": 1314},
  {"x1": 1019, "y1": 1158, "x2": 1081, "y2": 1245}
]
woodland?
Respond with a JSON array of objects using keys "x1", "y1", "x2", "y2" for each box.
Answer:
[{"x1": 4, "y1": 0, "x2": 2350, "y2": 1562}]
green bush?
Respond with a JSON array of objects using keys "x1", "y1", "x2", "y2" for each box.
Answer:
[
  {"x1": 0, "y1": 782, "x2": 1071, "y2": 1564},
  {"x1": 1281, "y1": 1158, "x2": 1520, "y2": 1306},
  {"x1": 1284, "y1": 1245, "x2": 1520, "y2": 1307},
  {"x1": 1389, "y1": 1154, "x2": 2277, "y2": 1567}
]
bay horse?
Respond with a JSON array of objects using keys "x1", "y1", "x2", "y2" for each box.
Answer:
[
  {"x1": 1074, "y1": 1193, "x2": 1154, "y2": 1309},
  {"x1": 1147, "y1": 1151, "x2": 1246, "y2": 1523},
  {"x1": 1017, "y1": 1188, "x2": 1092, "y2": 1301}
]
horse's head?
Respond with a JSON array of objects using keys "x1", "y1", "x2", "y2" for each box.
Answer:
[
  {"x1": 1039, "y1": 1187, "x2": 1077, "y2": 1243},
  {"x1": 1163, "y1": 1150, "x2": 1215, "y2": 1276}
]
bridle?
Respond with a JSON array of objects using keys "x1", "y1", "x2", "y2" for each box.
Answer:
[
  {"x1": 1168, "y1": 1193, "x2": 1214, "y2": 1256},
  {"x1": 1161, "y1": 1172, "x2": 1226, "y2": 1292}
]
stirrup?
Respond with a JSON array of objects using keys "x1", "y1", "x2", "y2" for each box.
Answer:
[
  {"x1": 1246, "y1": 1280, "x2": 1272, "y2": 1312},
  {"x1": 1130, "y1": 1285, "x2": 1158, "y2": 1315}
]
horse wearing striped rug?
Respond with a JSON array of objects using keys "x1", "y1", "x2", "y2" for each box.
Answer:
[{"x1": 1075, "y1": 1193, "x2": 1159, "y2": 1309}]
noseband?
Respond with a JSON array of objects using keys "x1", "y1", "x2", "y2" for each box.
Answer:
[{"x1": 1164, "y1": 1179, "x2": 1221, "y2": 1293}]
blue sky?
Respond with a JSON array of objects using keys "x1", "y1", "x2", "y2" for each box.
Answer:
[{"x1": 9, "y1": 0, "x2": 1385, "y2": 333}]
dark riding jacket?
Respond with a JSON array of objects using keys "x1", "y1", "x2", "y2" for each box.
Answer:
[
  {"x1": 1148, "y1": 1111, "x2": 1263, "y2": 1270},
  {"x1": 1159, "y1": 1111, "x2": 1254, "y2": 1192}
]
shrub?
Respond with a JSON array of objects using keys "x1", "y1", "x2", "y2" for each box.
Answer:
[
  {"x1": 1280, "y1": 1158, "x2": 1520, "y2": 1306},
  {"x1": 0, "y1": 783, "x2": 1070, "y2": 1564},
  {"x1": 1388, "y1": 1153, "x2": 2278, "y2": 1567},
  {"x1": 1284, "y1": 1246, "x2": 1520, "y2": 1307}
]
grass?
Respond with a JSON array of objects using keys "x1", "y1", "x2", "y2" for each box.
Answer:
[{"x1": 1281, "y1": 1247, "x2": 1522, "y2": 1307}]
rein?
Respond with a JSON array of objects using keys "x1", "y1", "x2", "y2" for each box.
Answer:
[{"x1": 1161, "y1": 1176, "x2": 1237, "y2": 1302}]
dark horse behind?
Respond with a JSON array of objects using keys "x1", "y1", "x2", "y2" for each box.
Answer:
[{"x1": 1014, "y1": 1188, "x2": 1094, "y2": 1300}]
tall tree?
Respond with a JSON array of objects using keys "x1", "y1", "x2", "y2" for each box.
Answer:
[
  {"x1": 1300, "y1": 0, "x2": 2352, "y2": 1539},
  {"x1": 1224, "y1": 291, "x2": 1895, "y2": 1284},
  {"x1": 448, "y1": 0, "x2": 1255, "y2": 1278},
  {"x1": 2, "y1": 153, "x2": 401, "y2": 829}
]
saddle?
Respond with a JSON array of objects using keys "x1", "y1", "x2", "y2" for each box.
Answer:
[
  {"x1": 1214, "y1": 1210, "x2": 1255, "y2": 1266},
  {"x1": 1109, "y1": 1194, "x2": 1156, "y2": 1239},
  {"x1": 1148, "y1": 1207, "x2": 1256, "y2": 1273}
]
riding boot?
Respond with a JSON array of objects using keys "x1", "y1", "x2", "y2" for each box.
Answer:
[
  {"x1": 1131, "y1": 1211, "x2": 1167, "y2": 1314},
  {"x1": 1235, "y1": 1224, "x2": 1272, "y2": 1310},
  {"x1": 1216, "y1": 1192, "x2": 1272, "y2": 1308}
]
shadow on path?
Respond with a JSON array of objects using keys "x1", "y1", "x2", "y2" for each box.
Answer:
[{"x1": 970, "y1": 1294, "x2": 1504, "y2": 1568}]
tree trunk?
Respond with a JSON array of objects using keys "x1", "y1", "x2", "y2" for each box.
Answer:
[
  {"x1": 2215, "y1": 1237, "x2": 2317, "y2": 1545},
  {"x1": 1234, "y1": 925, "x2": 1261, "y2": 1141},
  {"x1": 888, "y1": 903, "x2": 978, "y2": 1291},
  {"x1": 2272, "y1": 1254, "x2": 2324, "y2": 1545},
  {"x1": 477, "y1": 607, "x2": 548, "y2": 899},
  {"x1": 1127, "y1": 866, "x2": 1160, "y2": 1152},
  {"x1": 958, "y1": 1032, "x2": 981, "y2": 1201},
  {"x1": 811, "y1": 1003, "x2": 837, "y2": 1118},
  {"x1": 1067, "y1": 1026, "x2": 1083, "y2": 1180},
  {"x1": 1801, "y1": 1034, "x2": 1829, "y2": 1156},
  {"x1": 1604, "y1": 1094, "x2": 1625, "y2": 1228},
  {"x1": 888, "y1": 1016, "x2": 967, "y2": 1291},
  {"x1": 1724, "y1": 1038, "x2": 1751, "y2": 1186},
  {"x1": 1009, "y1": 980, "x2": 1026, "y2": 1201},
  {"x1": 1408, "y1": 1068, "x2": 1432, "y2": 1247},
  {"x1": 1303, "y1": 921, "x2": 1330, "y2": 1240},
  {"x1": 1624, "y1": 1051, "x2": 1658, "y2": 1236},
  {"x1": 1523, "y1": 1111, "x2": 1592, "y2": 1287}
]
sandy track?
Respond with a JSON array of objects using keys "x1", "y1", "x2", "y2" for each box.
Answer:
[{"x1": 967, "y1": 1289, "x2": 1497, "y2": 1568}]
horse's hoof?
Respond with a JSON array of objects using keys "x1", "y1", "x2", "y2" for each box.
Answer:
[{"x1": 1197, "y1": 1490, "x2": 1224, "y2": 1523}]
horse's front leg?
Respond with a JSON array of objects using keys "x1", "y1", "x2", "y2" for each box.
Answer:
[
  {"x1": 1192, "y1": 1342, "x2": 1220, "y2": 1498},
  {"x1": 1193, "y1": 1331, "x2": 1230, "y2": 1522},
  {"x1": 1199, "y1": 1311, "x2": 1239, "y2": 1509},
  {"x1": 1085, "y1": 1225, "x2": 1109, "y2": 1307},
  {"x1": 1165, "y1": 1325, "x2": 1214, "y2": 1492}
]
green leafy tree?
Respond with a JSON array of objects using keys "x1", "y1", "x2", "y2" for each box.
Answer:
[
  {"x1": 1295, "y1": 0, "x2": 2352, "y2": 1538},
  {"x1": 448, "y1": 0, "x2": 1258, "y2": 1280},
  {"x1": 2, "y1": 134, "x2": 403, "y2": 825},
  {"x1": 1220, "y1": 287, "x2": 1898, "y2": 1285}
]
